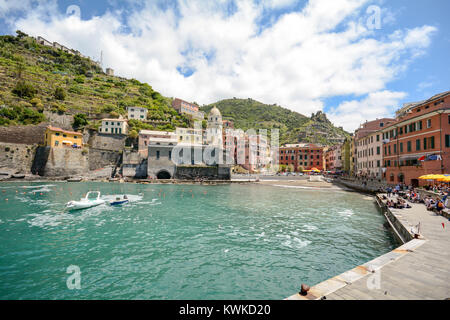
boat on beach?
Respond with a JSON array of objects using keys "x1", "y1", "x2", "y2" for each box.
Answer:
[{"x1": 66, "y1": 191, "x2": 106, "y2": 211}]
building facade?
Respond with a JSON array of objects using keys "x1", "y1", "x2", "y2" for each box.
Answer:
[
  {"x1": 172, "y1": 98, "x2": 205, "y2": 120},
  {"x1": 381, "y1": 91, "x2": 450, "y2": 187},
  {"x1": 138, "y1": 130, "x2": 177, "y2": 158},
  {"x1": 354, "y1": 118, "x2": 395, "y2": 178},
  {"x1": 176, "y1": 127, "x2": 203, "y2": 146},
  {"x1": 279, "y1": 143, "x2": 324, "y2": 171},
  {"x1": 44, "y1": 126, "x2": 83, "y2": 148},
  {"x1": 99, "y1": 119, "x2": 128, "y2": 135},
  {"x1": 127, "y1": 107, "x2": 148, "y2": 120}
]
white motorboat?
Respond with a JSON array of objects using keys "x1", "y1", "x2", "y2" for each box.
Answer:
[{"x1": 66, "y1": 191, "x2": 106, "y2": 211}]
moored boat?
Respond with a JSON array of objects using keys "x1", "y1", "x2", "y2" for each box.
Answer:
[
  {"x1": 66, "y1": 191, "x2": 105, "y2": 211},
  {"x1": 110, "y1": 195, "x2": 129, "y2": 206}
]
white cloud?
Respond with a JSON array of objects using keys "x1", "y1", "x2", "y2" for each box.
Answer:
[
  {"x1": 5, "y1": 0, "x2": 438, "y2": 131},
  {"x1": 327, "y1": 90, "x2": 407, "y2": 130}
]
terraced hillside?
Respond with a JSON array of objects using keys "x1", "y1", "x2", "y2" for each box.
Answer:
[{"x1": 0, "y1": 32, "x2": 191, "y2": 133}]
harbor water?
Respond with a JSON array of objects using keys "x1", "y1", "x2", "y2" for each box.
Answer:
[{"x1": 0, "y1": 182, "x2": 397, "y2": 299}]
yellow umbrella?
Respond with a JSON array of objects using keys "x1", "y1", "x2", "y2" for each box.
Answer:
[
  {"x1": 419, "y1": 175, "x2": 434, "y2": 179},
  {"x1": 436, "y1": 175, "x2": 450, "y2": 182}
]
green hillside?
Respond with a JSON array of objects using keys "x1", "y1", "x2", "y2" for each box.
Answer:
[
  {"x1": 202, "y1": 98, "x2": 350, "y2": 145},
  {"x1": 0, "y1": 31, "x2": 191, "y2": 133},
  {"x1": 0, "y1": 31, "x2": 349, "y2": 145}
]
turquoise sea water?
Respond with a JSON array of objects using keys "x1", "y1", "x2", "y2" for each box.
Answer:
[{"x1": 0, "y1": 182, "x2": 397, "y2": 300}]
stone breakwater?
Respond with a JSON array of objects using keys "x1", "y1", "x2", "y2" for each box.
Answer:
[{"x1": 286, "y1": 194, "x2": 450, "y2": 300}]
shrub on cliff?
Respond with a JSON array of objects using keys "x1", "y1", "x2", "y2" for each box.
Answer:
[
  {"x1": 12, "y1": 81, "x2": 36, "y2": 98},
  {"x1": 54, "y1": 87, "x2": 66, "y2": 101},
  {"x1": 73, "y1": 113, "x2": 88, "y2": 128},
  {"x1": 51, "y1": 103, "x2": 67, "y2": 114}
]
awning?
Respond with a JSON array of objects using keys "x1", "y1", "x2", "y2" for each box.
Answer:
[
  {"x1": 399, "y1": 155, "x2": 419, "y2": 161},
  {"x1": 62, "y1": 141, "x2": 73, "y2": 144}
]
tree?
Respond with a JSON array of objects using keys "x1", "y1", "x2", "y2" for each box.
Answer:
[
  {"x1": 128, "y1": 129, "x2": 138, "y2": 139},
  {"x1": 73, "y1": 113, "x2": 88, "y2": 128},
  {"x1": 16, "y1": 30, "x2": 28, "y2": 39},
  {"x1": 54, "y1": 87, "x2": 66, "y2": 101}
]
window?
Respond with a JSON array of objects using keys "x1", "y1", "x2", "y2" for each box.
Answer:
[
  {"x1": 388, "y1": 145, "x2": 391, "y2": 155},
  {"x1": 377, "y1": 160, "x2": 380, "y2": 167},
  {"x1": 377, "y1": 146, "x2": 380, "y2": 155},
  {"x1": 394, "y1": 144, "x2": 397, "y2": 154},
  {"x1": 407, "y1": 141, "x2": 412, "y2": 152},
  {"x1": 169, "y1": 151, "x2": 172, "y2": 160},
  {"x1": 416, "y1": 139, "x2": 420, "y2": 151},
  {"x1": 156, "y1": 151, "x2": 160, "y2": 160},
  {"x1": 427, "y1": 119, "x2": 431, "y2": 128},
  {"x1": 54, "y1": 141, "x2": 59, "y2": 146},
  {"x1": 423, "y1": 138, "x2": 427, "y2": 150},
  {"x1": 105, "y1": 122, "x2": 108, "y2": 125},
  {"x1": 430, "y1": 136, "x2": 435, "y2": 149},
  {"x1": 400, "y1": 142, "x2": 403, "y2": 153},
  {"x1": 55, "y1": 133, "x2": 60, "y2": 136},
  {"x1": 446, "y1": 135, "x2": 450, "y2": 148},
  {"x1": 418, "y1": 120, "x2": 422, "y2": 130}
]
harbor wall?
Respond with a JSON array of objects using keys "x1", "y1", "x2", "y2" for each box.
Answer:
[
  {"x1": 122, "y1": 150, "x2": 147, "y2": 178},
  {"x1": 174, "y1": 165, "x2": 231, "y2": 180},
  {"x1": 32, "y1": 146, "x2": 89, "y2": 177}
]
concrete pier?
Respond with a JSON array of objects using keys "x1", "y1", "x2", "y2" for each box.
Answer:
[{"x1": 287, "y1": 194, "x2": 450, "y2": 300}]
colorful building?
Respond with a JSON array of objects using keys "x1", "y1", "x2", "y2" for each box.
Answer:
[
  {"x1": 354, "y1": 118, "x2": 395, "y2": 178},
  {"x1": 138, "y1": 130, "x2": 177, "y2": 158},
  {"x1": 44, "y1": 126, "x2": 83, "y2": 148},
  {"x1": 381, "y1": 91, "x2": 450, "y2": 187},
  {"x1": 172, "y1": 98, "x2": 205, "y2": 121},
  {"x1": 279, "y1": 143, "x2": 325, "y2": 171}
]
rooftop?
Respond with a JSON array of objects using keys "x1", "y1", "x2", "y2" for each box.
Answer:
[{"x1": 46, "y1": 126, "x2": 81, "y2": 136}]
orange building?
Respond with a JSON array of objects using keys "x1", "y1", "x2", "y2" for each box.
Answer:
[
  {"x1": 381, "y1": 91, "x2": 450, "y2": 187},
  {"x1": 279, "y1": 143, "x2": 324, "y2": 171}
]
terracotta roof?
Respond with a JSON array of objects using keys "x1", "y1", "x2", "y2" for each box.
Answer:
[{"x1": 46, "y1": 126, "x2": 81, "y2": 136}]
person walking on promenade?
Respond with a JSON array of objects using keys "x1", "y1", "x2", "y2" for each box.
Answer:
[{"x1": 387, "y1": 186, "x2": 392, "y2": 198}]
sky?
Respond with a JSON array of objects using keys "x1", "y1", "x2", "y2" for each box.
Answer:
[{"x1": 0, "y1": 0, "x2": 449, "y2": 131}]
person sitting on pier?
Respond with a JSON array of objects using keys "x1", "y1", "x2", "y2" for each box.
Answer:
[
  {"x1": 436, "y1": 199, "x2": 445, "y2": 212},
  {"x1": 386, "y1": 200, "x2": 394, "y2": 208},
  {"x1": 426, "y1": 198, "x2": 436, "y2": 211}
]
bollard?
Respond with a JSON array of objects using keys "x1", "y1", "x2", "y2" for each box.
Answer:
[{"x1": 299, "y1": 284, "x2": 310, "y2": 296}]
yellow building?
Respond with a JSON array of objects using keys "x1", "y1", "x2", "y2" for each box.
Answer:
[{"x1": 44, "y1": 126, "x2": 83, "y2": 148}]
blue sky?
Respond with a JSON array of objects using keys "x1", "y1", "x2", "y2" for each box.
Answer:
[{"x1": 0, "y1": 0, "x2": 448, "y2": 131}]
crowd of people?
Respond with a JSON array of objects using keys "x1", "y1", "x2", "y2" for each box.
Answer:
[{"x1": 382, "y1": 184, "x2": 449, "y2": 213}]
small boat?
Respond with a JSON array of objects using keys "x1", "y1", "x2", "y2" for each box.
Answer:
[
  {"x1": 66, "y1": 191, "x2": 106, "y2": 211},
  {"x1": 109, "y1": 195, "x2": 129, "y2": 206}
]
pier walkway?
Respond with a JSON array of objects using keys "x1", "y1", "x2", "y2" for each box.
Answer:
[{"x1": 287, "y1": 195, "x2": 450, "y2": 300}]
